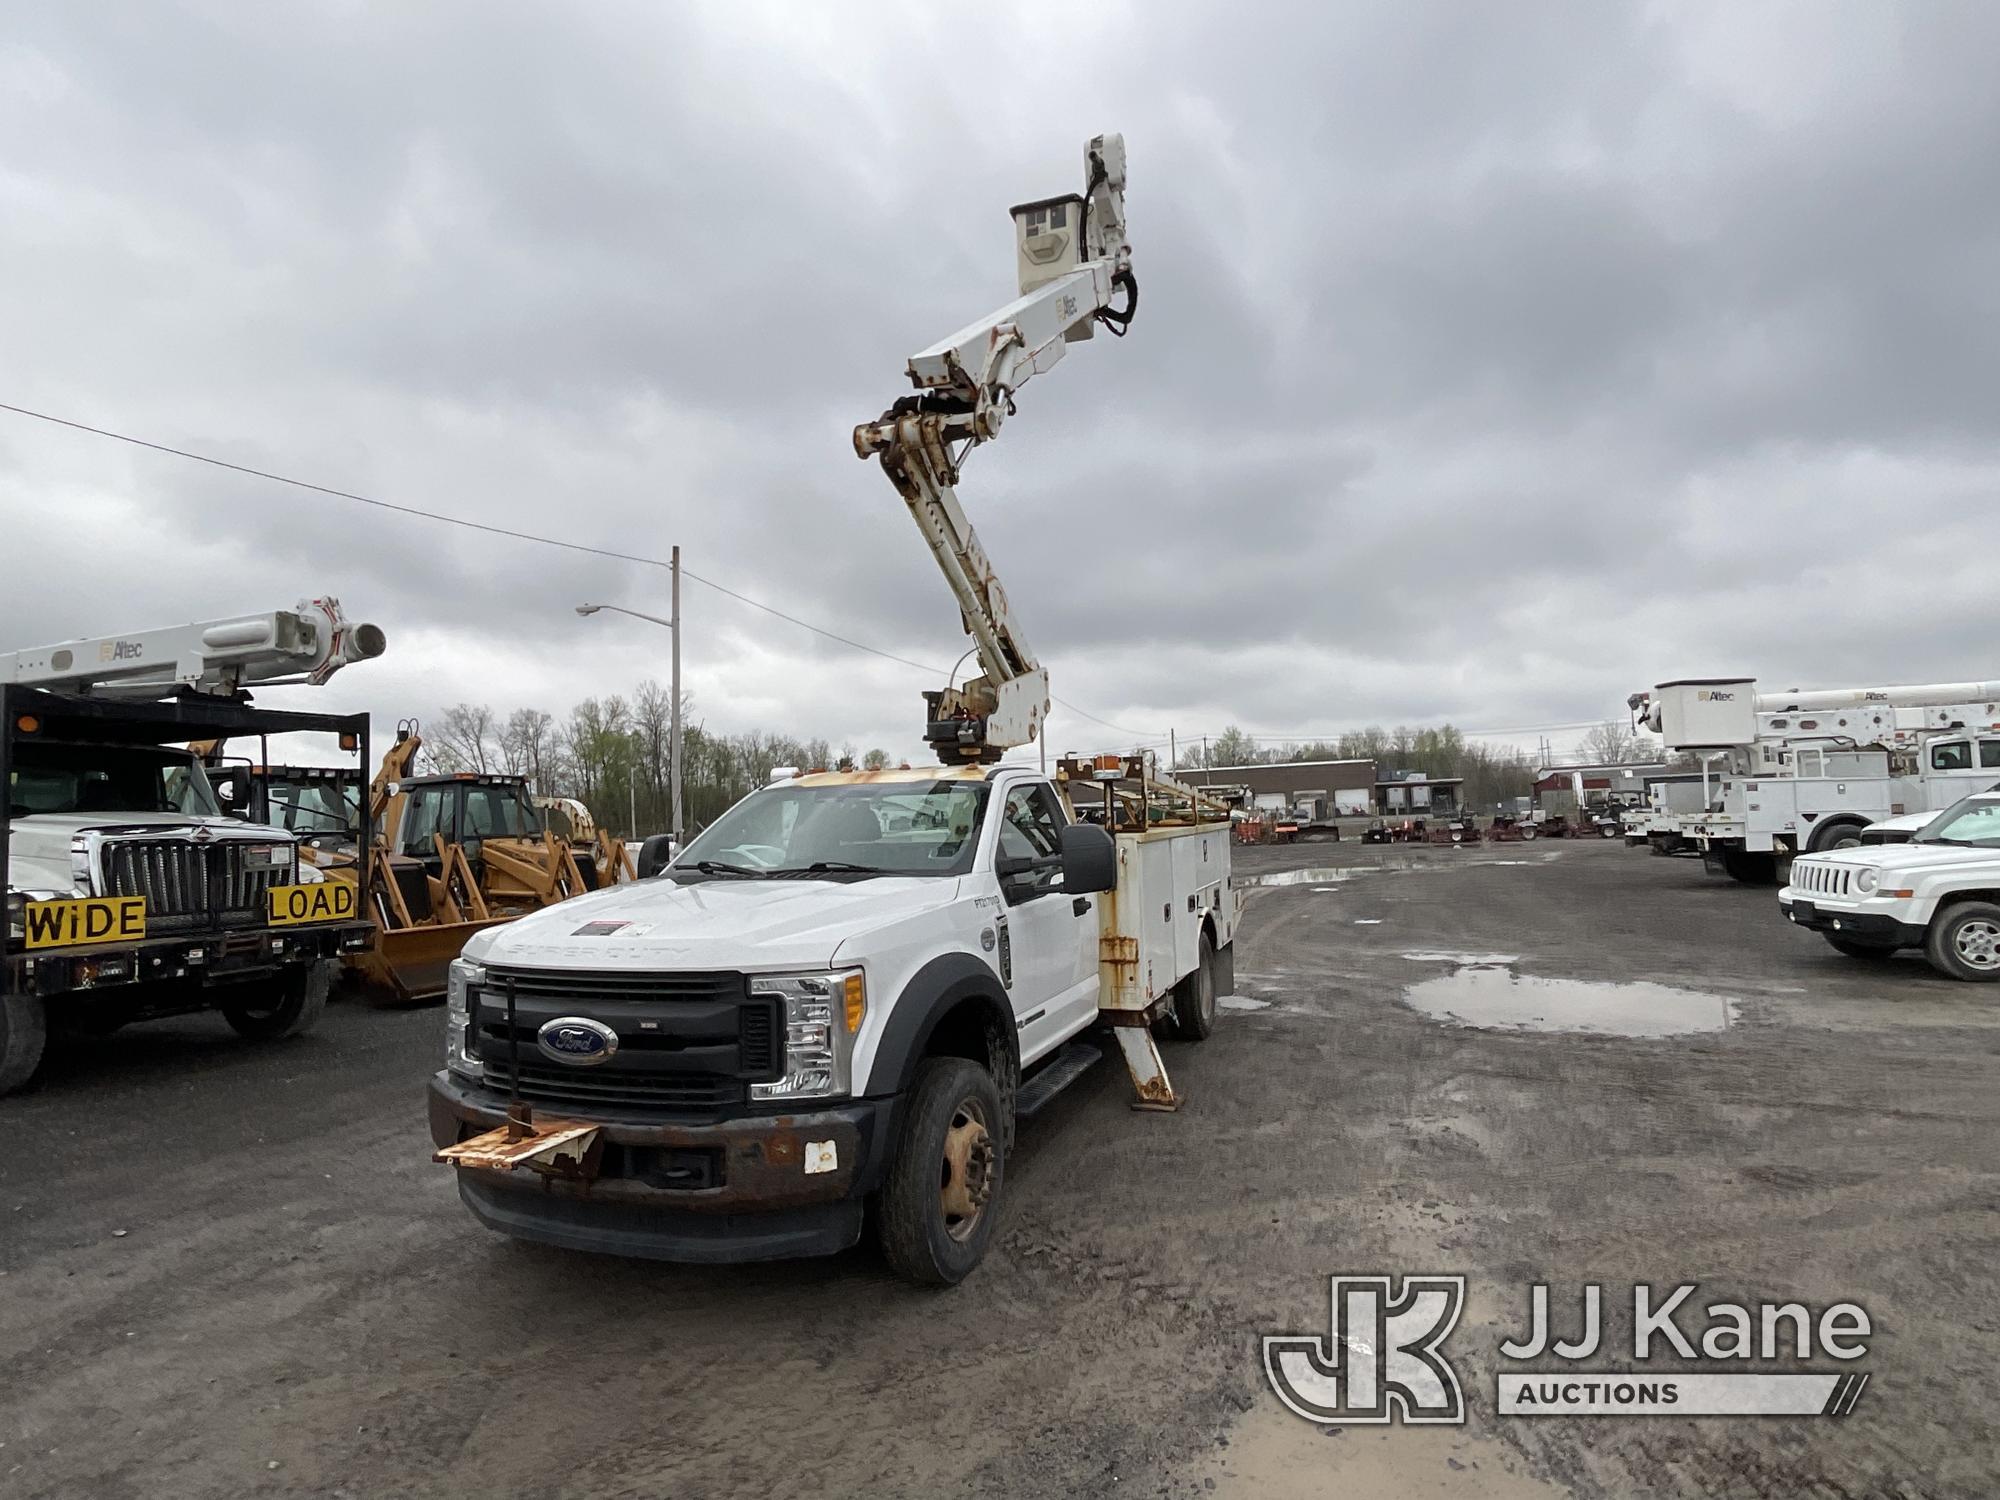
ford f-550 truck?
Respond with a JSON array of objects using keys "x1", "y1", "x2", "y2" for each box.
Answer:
[{"x1": 431, "y1": 757, "x2": 1233, "y2": 1283}]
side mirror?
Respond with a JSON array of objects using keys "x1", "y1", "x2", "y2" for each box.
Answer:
[
  {"x1": 1059, "y1": 822, "x2": 1116, "y2": 895},
  {"x1": 637, "y1": 832, "x2": 676, "y2": 878}
]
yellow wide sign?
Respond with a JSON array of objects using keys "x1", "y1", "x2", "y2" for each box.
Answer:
[{"x1": 22, "y1": 896, "x2": 147, "y2": 950}]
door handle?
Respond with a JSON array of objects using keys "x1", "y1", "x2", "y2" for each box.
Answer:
[{"x1": 1072, "y1": 896, "x2": 1092, "y2": 916}]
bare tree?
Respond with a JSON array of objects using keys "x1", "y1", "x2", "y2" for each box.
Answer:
[
  {"x1": 499, "y1": 707, "x2": 557, "y2": 793},
  {"x1": 431, "y1": 703, "x2": 496, "y2": 773},
  {"x1": 1576, "y1": 719, "x2": 1658, "y2": 764},
  {"x1": 861, "y1": 748, "x2": 890, "y2": 771}
]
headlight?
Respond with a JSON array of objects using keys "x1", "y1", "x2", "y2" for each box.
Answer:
[
  {"x1": 748, "y1": 969, "x2": 866, "y2": 1102},
  {"x1": 1854, "y1": 868, "x2": 1880, "y2": 895},
  {"x1": 445, "y1": 957, "x2": 485, "y2": 1080}
]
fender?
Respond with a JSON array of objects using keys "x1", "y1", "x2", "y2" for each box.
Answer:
[{"x1": 860, "y1": 950, "x2": 1017, "y2": 1098}]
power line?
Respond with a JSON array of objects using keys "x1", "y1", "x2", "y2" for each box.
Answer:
[
  {"x1": 0, "y1": 402, "x2": 1628, "y2": 748},
  {"x1": 0, "y1": 400, "x2": 1196, "y2": 734},
  {"x1": 0, "y1": 399, "x2": 955, "y2": 677}
]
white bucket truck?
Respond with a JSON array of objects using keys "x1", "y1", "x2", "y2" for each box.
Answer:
[
  {"x1": 429, "y1": 136, "x2": 1241, "y2": 1285},
  {"x1": 1636, "y1": 678, "x2": 2000, "y2": 883}
]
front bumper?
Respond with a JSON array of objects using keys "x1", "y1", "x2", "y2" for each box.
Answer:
[
  {"x1": 5, "y1": 920, "x2": 370, "y2": 999},
  {"x1": 428, "y1": 1072, "x2": 896, "y2": 1263},
  {"x1": 1779, "y1": 897, "x2": 1924, "y2": 947}
]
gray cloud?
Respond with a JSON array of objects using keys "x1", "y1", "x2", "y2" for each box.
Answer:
[{"x1": 4, "y1": 1, "x2": 1999, "y2": 770}]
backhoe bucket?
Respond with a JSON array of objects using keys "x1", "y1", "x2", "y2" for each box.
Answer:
[{"x1": 346, "y1": 918, "x2": 512, "y2": 1003}]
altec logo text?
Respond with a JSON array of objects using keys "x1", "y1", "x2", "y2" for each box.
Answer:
[{"x1": 1264, "y1": 1278, "x2": 1871, "y2": 1423}]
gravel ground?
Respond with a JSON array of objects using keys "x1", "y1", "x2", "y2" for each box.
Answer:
[{"x1": 2, "y1": 839, "x2": 1994, "y2": 1498}]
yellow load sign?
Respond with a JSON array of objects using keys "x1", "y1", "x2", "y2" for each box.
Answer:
[
  {"x1": 23, "y1": 896, "x2": 148, "y2": 950},
  {"x1": 267, "y1": 881, "x2": 358, "y2": 926}
]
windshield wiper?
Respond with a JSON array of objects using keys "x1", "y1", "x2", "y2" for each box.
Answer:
[
  {"x1": 768, "y1": 861, "x2": 892, "y2": 877},
  {"x1": 686, "y1": 859, "x2": 768, "y2": 878}
]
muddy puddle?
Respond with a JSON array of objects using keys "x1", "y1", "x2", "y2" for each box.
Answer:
[{"x1": 1404, "y1": 965, "x2": 1735, "y2": 1037}]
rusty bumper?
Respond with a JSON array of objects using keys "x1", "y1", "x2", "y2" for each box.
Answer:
[{"x1": 428, "y1": 1072, "x2": 895, "y2": 1264}]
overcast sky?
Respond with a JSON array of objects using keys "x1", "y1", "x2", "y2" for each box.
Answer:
[{"x1": 4, "y1": 2, "x2": 1997, "y2": 769}]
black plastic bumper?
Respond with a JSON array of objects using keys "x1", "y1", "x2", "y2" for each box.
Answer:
[
  {"x1": 5, "y1": 921, "x2": 369, "y2": 999},
  {"x1": 1780, "y1": 899, "x2": 1924, "y2": 947},
  {"x1": 429, "y1": 1072, "x2": 897, "y2": 1264}
]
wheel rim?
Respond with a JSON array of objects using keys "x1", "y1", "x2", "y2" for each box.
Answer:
[
  {"x1": 1954, "y1": 919, "x2": 2000, "y2": 970},
  {"x1": 938, "y1": 1096, "x2": 995, "y2": 1242},
  {"x1": 1196, "y1": 952, "x2": 1216, "y2": 1025}
]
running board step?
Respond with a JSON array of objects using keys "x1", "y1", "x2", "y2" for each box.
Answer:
[{"x1": 1015, "y1": 1040, "x2": 1104, "y2": 1118}]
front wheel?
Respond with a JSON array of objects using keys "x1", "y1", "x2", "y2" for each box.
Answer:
[
  {"x1": 1924, "y1": 902, "x2": 2000, "y2": 982},
  {"x1": 222, "y1": 961, "x2": 332, "y2": 1039},
  {"x1": 877, "y1": 1058, "x2": 1005, "y2": 1285},
  {"x1": 1721, "y1": 848, "x2": 1778, "y2": 885},
  {"x1": 0, "y1": 993, "x2": 49, "y2": 1096}
]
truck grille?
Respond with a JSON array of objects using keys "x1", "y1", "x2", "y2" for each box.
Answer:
[
  {"x1": 1793, "y1": 861, "x2": 1855, "y2": 897},
  {"x1": 103, "y1": 838, "x2": 296, "y2": 934},
  {"x1": 472, "y1": 968, "x2": 780, "y2": 1116}
]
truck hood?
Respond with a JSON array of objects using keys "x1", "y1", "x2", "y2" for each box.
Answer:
[
  {"x1": 1809, "y1": 843, "x2": 2000, "y2": 876},
  {"x1": 464, "y1": 875, "x2": 965, "y2": 972},
  {"x1": 9, "y1": 813, "x2": 291, "y2": 896}
]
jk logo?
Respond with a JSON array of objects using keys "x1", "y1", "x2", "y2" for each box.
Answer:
[{"x1": 1263, "y1": 1275, "x2": 1467, "y2": 1425}]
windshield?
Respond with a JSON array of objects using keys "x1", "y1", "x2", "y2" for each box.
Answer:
[
  {"x1": 265, "y1": 776, "x2": 361, "y2": 835},
  {"x1": 398, "y1": 780, "x2": 542, "y2": 857},
  {"x1": 9, "y1": 742, "x2": 222, "y2": 818},
  {"x1": 1916, "y1": 799, "x2": 2000, "y2": 848},
  {"x1": 673, "y1": 778, "x2": 989, "y2": 878}
]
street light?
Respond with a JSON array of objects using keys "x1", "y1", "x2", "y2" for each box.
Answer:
[{"x1": 575, "y1": 545, "x2": 682, "y2": 843}]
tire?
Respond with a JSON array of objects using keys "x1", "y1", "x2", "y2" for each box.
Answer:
[
  {"x1": 1823, "y1": 933, "x2": 1898, "y2": 961},
  {"x1": 1924, "y1": 901, "x2": 2000, "y2": 982},
  {"x1": 1599, "y1": 824, "x2": 1618, "y2": 839},
  {"x1": 0, "y1": 993, "x2": 49, "y2": 1096},
  {"x1": 1520, "y1": 825, "x2": 1538, "y2": 841},
  {"x1": 1170, "y1": 930, "x2": 1217, "y2": 1042},
  {"x1": 1449, "y1": 827, "x2": 1464, "y2": 844},
  {"x1": 877, "y1": 1057, "x2": 1006, "y2": 1285},
  {"x1": 222, "y1": 960, "x2": 332, "y2": 1039},
  {"x1": 1811, "y1": 820, "x2": 1867, "y2": 853},
  {"x1": 1721, "y1": 848, "x2": 1778, "y2": 885}
]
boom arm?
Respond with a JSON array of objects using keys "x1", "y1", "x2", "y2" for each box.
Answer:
[
  {"x1": 854, "y1": 134, "x2": 1136, "y2": 763},
  {"x1": 2, "y1": 597, "x2": 385, "y2": 700}
]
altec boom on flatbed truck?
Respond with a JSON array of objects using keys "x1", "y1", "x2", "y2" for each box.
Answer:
[
  {"x1": 431, "y1": 135, "x2": 1240, "y2": 1285},
  {"x1": 1633, "y1": 677, "x2": 2000, "y2": 883},
  {"x1": 2, "y1": 599, "x2": 385, "y2": 1094}
]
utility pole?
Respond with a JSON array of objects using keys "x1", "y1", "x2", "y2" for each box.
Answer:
[
  {"x1": 670, "y1": 545, "x2": 684, "y2": 845},
  {"x1": 1169, "y1": 729, "x2": 1176, "y2": 771},
  {"x1": 628, "y1": 766, "x2": 638, "y2": 842}
]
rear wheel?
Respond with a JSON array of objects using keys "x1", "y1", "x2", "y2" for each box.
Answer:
[
  {"x1": 222, "y1": 961, "x2": 331, "y2": 1039},
  {"x1": 1520, "y1": 825, "x2": 1538, "y2": 841},
  {"x1": 877, "y1": 1058, "x2": 1005, "y2": 1285},
  {"x1": 1924, "y1": 902, "x2": 2000, "y2": 982},
  {"x1": 1823, "y1": 933, "x2": 1898, "y2": 961},
  {"x1": 0, "y1": 993, "x2": 48, "y2": 1096},
  {"x1": 1169, "y1": 931, "x2": 1217, "y2": 1041}
]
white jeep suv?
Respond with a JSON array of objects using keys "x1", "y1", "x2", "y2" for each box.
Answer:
[{"x1": 1780, "y1": 792, "x2": 2000, "y2": 980}]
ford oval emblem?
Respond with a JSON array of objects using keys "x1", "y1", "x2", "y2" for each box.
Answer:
[{"x1": 536, "y1": 1016, "x2": 618, "y2": 1067}]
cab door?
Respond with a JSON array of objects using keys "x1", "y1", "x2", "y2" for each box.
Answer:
[{"x1": 991, "y1": 782, "x2": 1099, "y2": 1065}]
